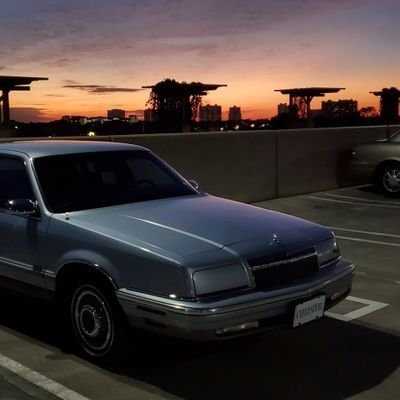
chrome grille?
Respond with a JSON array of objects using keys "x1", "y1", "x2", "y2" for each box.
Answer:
[{"x1": 249, "y1": 252, "x2": 319, "y2": 289}]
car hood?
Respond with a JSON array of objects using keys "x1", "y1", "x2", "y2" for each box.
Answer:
[{"x1": 66, "y1": 194, "x2": 330, "y2": 258}]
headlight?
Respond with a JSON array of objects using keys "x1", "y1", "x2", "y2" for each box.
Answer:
[
  {"x1": 193, "y1": 264, "x2": 249, "y2": 296},
  {"x1": 315, "y1": 233, "x2": 340, "y2": 268}
]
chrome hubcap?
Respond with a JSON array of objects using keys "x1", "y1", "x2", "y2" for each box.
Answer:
[
  {"x1": 80, "y1": 305, "x2": 102, "y2": 338},
  {"x1": 383, "y1": 168, "x2": 400, "y2": 193},
  {"x1": 72, "y1": 287, "x2": 113, "y2": 355}
]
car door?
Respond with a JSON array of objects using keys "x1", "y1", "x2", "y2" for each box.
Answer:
[{"x1": 0, "y1": 155, "x2": 48, "y2": 290}]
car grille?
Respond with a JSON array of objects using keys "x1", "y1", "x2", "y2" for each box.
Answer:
[{"x1": 248, "y1": 251, "x2": 319, "y2": 289}]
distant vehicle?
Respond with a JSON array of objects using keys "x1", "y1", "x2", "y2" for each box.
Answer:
[
  {"x1": 0, "y1": 140, "x2": 354, "y2": 360},
  {"x1": 350, "y1": 130, "x2": 400, "y2": 196}
]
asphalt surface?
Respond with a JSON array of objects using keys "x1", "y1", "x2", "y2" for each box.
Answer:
[{"x1": 0, "y1": 185, "x2": 399, "y2": 400}]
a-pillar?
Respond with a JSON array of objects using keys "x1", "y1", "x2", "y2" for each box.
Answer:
[{"x1": 0, "y1": 89, "x2": 10, "y2": 126}]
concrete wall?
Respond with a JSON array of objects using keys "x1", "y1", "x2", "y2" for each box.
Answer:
[
  {"x1": 112, "y1": 131, "x2": 277, "y2": 203},
  {"x1": 112, "y1": 125, "x2": 396, "y2": 201},
  {"x1": 276, "y1": 126, "x2": 395, "y2": 197},
  {"x1": 2, "y1": 125, "x2": 398, "y2": 202}
]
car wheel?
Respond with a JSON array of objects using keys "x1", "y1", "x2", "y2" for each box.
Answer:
[
  {"x1": 69, "y1": 283, "x2": 124, "y2": 360},
  {"x1": 380, "y1": 163, "x2": 400, "y2": 196}
]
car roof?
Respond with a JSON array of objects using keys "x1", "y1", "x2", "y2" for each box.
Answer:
[{"x1": 0, "y1": 140, "x2": 148, "y2": 158}]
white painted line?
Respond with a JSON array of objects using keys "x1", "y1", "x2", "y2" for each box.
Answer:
[
  {"x1": 330, "y1": 226, "x2": 400, "y2": 239},
  {"x1": 355, "y1": 270, "x2": 400, "y2": 285},
  {"x1": 324, "y1": 193, "x2": 400, "y2": 206},
  {"x1": 336, "y1": 235, "x2": 400, "y2": 248},
  {"x1": 326, "y1": 296, "x2": 389, "y2": 322},
  {"x1": 308, "y1": 196, "x2": 400, "y2": 209},
  {"x1": 0, "y1": 353, "x2": 90, "y2": 400}
]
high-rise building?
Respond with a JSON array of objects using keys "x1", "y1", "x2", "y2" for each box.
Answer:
[
  {"x1": 228, "y1": 106, "x2": 242, "y2": 121},
  {"x1": 144, "y1": 108, "x2": 159, "y2": 122},
  {"x1": 107, "y1": 109, "x2": 125, "y2": 119},
  {"x1": 199, "y1": 104, "x2": 222, "y2": 122},
  {"x1": 321, "y1": 100, "x2": 358, "y2": 119},
  {"x1": 277, "y1": 103, "x2": 289, "y2": 115},
  {"x1": 129, "y1": 114, "x2": 139, "y2": 123}
]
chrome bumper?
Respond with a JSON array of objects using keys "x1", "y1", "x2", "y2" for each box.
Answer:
[{"x1": 116, "y1": 259, "x2": 355, "y2": 340}]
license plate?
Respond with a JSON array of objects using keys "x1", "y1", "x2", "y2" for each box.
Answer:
[{"x1": 293, "y1": 296, "x2": 326, "y2": 328}]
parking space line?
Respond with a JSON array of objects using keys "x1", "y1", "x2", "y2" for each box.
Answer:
[
  {"x1": 0, "y1": 353, "x2": 90, "y2": 400},
  {"x1": 330, "y1": 227, "x2": 400, "y2": 239},
  {"x1": 336, "y1": 235, "x2": 400, "y2": 247},
  {"x1": 308, "y1": 196, "x2": 400, "y2": 209},
  {"x1": 325, "y1": 296, "x2": 389, "y2": 322},
  {"x1": 324, "y1": 193, "x2": 400, "y2": 205},
  {"x1": 355, "y1": 270, "x2": 400, "y2": 285}
]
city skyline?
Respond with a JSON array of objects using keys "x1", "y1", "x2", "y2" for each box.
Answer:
[{"x1": 1, "y1": 0, "x2": 400, "y2": 122}]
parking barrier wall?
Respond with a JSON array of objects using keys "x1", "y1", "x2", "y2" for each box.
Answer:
[{"x1": 2, "y1": 125, "x2": 398, "y2": 202}]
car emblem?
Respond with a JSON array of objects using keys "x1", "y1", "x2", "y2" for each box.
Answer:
[{"x1": 272, "y1": 233, "x2": 280, "y2": 244}]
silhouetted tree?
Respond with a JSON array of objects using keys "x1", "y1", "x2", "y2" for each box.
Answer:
[
  {"x1": 379, "y1": 87, "x2": 400, "y2": 124},
  {"x1": 359, "y1": 106, "x2": 378, "y2": 118},
  {"x1": 146, "y1": 79, "x2": 204, "y2": 132},
  {"x1": 146, "y1": 79, "x2": 227, "y2": 132}
]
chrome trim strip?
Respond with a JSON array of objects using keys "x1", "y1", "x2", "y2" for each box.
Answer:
[
  {"x1": 43, "y1": 270, "x2": 56, "y2": 278},
  {"x1": 320, "y1": 256, "x2": 342, "y2": 269},
  {"x1": 0, "y1": 256, "x2": 33, "y2": 272},
  {"x1": 250, "y1": 252, "x2": 317, "y2": 271},
  {"x1": 116, "y1": 263, "x2": 354, "y2": 317}
]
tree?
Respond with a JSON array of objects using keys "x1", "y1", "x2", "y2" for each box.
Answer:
[
  {"x1": 379, "y1": 87, "x2": 400, "y2": 124},
  {"x1": 145, "y1": 79, "x2": 226, "y2": 132},
  {"x1": 359, "y1": 106, "x2": 378, "y2": 118}
]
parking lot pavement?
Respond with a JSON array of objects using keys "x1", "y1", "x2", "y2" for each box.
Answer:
[
  {"x1": 255, "y1": 184, "x2": 400, "y2": 336},
  {"x1": 0, "y1": 185, "x2": 399, "y2": 400}
]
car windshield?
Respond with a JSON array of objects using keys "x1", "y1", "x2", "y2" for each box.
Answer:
[{"x1": 33, "y1": 150, "x2": 197, "y2": 212}]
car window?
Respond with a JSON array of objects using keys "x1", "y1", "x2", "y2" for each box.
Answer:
[
  {"x1": 390, "y1": 131, "x2": 400, "y2": 142},
  {"x1": 33, "y1": 150, "x2": 197, "y2": 212},
  {"x1": 0, "y1": 157, "x2": 35, "y2": 208},
  {"x1": 127, "y1": 157, "x2": 175, "y2": 185}
]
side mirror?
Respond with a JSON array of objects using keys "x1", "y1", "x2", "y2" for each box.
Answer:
[
  {"x1": 188, "y1": 179, "x2": 199, "y2": 190},
  {"x1": 4, "y1": 199, "x2": 40, "y2": 217}
]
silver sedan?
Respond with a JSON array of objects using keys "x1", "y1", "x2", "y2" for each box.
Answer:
[
  {"x1": 350, "y1": 130, "x2": 400, "y2": 195},
  {"x1": 0, "y1": 140, "x2": 354, "y2": 360}
]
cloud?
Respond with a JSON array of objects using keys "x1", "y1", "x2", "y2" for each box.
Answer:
[
  {"x1": 63, "y1": 79, "x2": 79, "y2": 85},
  {"x1": 127, "y1": 109, "x2": 145, "y2": 118},
  {"x1": 10, "y1": 107, "x2": 48, "y2": 122},
  {"x1": 127, "y1": 109, "x2": 145, "y2": 114},
  {"x1": 0, "y1": 0, "x2": 385, "y2": 80},
  {"x1": 0, "y1": 1, "x2": 377, "y2": 56},
  {"x1": 46, "y1": 58, "x2": 79, "y2": 68},
  {"x1": 63, "y1": 84, "x2": 143, "y2": 94}
]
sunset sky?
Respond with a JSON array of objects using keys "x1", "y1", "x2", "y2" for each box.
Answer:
[{"x1": 1, "y1": 0, "x2": 400, "y2": 122}]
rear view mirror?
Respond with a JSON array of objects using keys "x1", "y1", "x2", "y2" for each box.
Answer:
[{"x1": 188, "y1": 179, "x2": 199, "y2": 190}]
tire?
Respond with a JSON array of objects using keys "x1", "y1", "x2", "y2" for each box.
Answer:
[
  {"x1": 69, "y1": 282, "x2": 127, "y2": 360},
  {"x1": 379, "y1": 162, "x2": 400, "y2": 196}
]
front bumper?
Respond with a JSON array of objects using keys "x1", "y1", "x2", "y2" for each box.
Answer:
[{"x1": 116, "y1": 259, "x2": 354, "y2": 341}]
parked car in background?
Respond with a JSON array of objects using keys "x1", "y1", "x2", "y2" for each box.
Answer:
[
  {"x1": 0, "y1": 140, "x2": 354, "y2": 360},
  {"x1": 350, "y1": 130, "x2": 400, "y2": 196}
]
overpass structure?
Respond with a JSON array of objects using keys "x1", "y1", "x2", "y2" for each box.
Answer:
[{"x1": 0, "y1": 75, "x2": 48, "y2": 126}]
